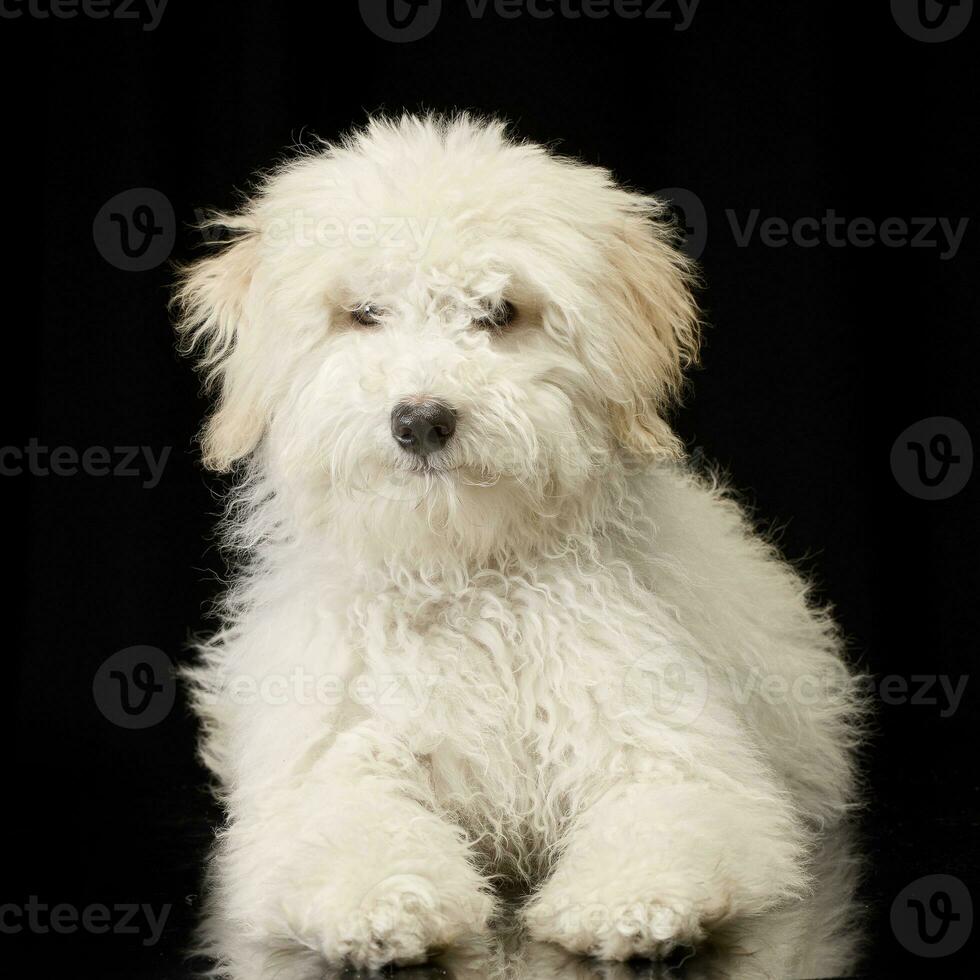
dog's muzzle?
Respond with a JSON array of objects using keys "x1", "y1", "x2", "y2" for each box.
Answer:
[{"x1": 391, "y1": 400, "x2": 457, "y2": 456}]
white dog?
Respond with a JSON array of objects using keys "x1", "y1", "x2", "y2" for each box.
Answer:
[{"x1": 174, "y1": 114, "x2": 865, "y2": 978}]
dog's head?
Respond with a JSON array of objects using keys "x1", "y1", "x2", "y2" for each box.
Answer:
[{"x1": 175, "y1": 115, "x2": 699, "y2": 561}]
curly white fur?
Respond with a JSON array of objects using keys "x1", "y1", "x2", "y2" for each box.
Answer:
[{"x1": 173, "y1": 114, "x2": 865, "y2": 978}]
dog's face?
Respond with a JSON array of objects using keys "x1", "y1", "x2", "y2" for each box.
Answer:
[{"x1": 176, "y1": 116, "x2": 699, "y2": 560}]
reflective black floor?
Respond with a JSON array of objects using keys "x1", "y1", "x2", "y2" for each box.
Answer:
[{"x1": 12, "y1": 772, "x2": 976, "y2": 979}]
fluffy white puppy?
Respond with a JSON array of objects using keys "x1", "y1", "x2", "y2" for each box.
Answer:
[{"x1": 175, "y1": 114, "x2": 864, "y2": 978}]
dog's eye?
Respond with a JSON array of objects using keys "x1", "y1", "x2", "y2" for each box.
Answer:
[
  {"x1": 350, "y1": 304, "x2": 384, "y2": 326},
  {"x1": 475, "y1": 300, "x2": 518, "y2": 332}
]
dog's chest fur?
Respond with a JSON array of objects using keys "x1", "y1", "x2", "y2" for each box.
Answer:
[{"x1": 341, "y1": 560, "x2": 673, "y2": 867}]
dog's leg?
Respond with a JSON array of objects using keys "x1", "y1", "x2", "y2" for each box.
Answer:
[
  {"x1": 204, "y1": 728, "x2": 494, "y2": 977},
  {"x1": 523, "y1": 778, "x2": 808, "y2": 961}
]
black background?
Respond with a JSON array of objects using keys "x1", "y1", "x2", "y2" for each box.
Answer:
[{"x1": 6, "y1": 1, "x2": 979, "y2": 976}]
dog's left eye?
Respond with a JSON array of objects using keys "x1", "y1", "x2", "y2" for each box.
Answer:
[
  {"x1": 475, "y1": 300, "x2": 518, "y2": 332},
  {"x1": 350, "y1": 304, "x2": 384, "y2": 326}
]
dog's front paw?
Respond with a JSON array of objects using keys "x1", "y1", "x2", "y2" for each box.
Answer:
[
  {"x1": 524, "y1": 886, "x2": 709, "y2": 961},
  {"x1": 524, "y1": 782, "x2": 807, "y2": 961},
  {"x1": 330, "y1": 874, "x2": 466, "y2": 969},
  {"x1": 286, "y1": 872, "x2": 493, "y2": 971}
]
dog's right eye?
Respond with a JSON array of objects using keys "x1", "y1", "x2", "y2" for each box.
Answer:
[
  {"x1": 475, "y1": 300, "x2": 518, "y2": 333},
  {"x1": 350, "y1": 304, "x2": 383, "y2": 326}
]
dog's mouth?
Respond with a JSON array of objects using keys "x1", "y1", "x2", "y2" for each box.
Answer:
[
  {"x1": 393, "y1": 457, "x2": 503, "y2": 488},
  {"x1": 397, "y1": 457, "x2": 457, "y2": 477}
]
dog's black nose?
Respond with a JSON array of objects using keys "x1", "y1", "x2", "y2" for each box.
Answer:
[{"x1": 391, "y1": 401, "x2": 457, "y2": 455}]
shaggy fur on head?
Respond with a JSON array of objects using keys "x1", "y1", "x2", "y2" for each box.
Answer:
[{"x1": 174, "y1": 114, "x2": 865, "y2": 978}]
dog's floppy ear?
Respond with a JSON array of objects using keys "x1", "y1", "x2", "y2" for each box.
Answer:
[
  {"x1": 173, "y1": 216, "x2": 266, "y2": 471},
  {"x1": 601, "y1": 195, "x2": 700, "y2": 459}
]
